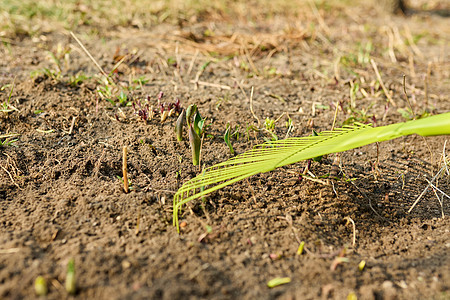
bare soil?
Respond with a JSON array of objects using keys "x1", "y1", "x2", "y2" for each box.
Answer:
[{"x1": 1, "y1": 1, "x2": 449, "y2": 299}]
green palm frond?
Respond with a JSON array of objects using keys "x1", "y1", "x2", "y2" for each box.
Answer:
[{"x1": 173, "y1": 112, "x2": 450, "y2": 231}]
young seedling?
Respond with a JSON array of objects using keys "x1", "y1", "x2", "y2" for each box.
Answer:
[
  {"x1": 267, "y1": 277, "x2": 291, "y2": 288},
  {"x1": 65, "y1": 258, "x2": 76, "y2": 295},
  {"x1": 358, "y1": 260, "x2": 366, "y2": 271},
  {"x1": 175, "y1": 104, "x2": 206, "y2": 166},
  {"x1": 175, "y1": 109, "x2": 186, "y2": 141},
  {"x1": 224, "y1": 123, "x2": 235, "y2": 155},
  {"x1": 296, "y1": 241, "x2": 305, "y2": 255},
  {"x1": 68, "y1": 72, "x2": 89, "y2": 87},
  {"x1": 34, "y1": 276, "x2": 48, "y2": 296},
  {"x1": 0, "y1": 78, "x2": 19, "y2": 113},
  {"x1": 193, "y1": 110, "x2": 205, "y2": 136},
  {"x1": 0, "y1": 133, "x2": 19, "y2": 148},
  {"x1": 117, "y1": 90, "x2": 131, "y2": 106}
]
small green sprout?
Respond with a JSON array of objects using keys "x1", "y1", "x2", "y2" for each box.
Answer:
[
  {"x1": 193, "y1": 111, "x2": 205, "y2": 136},
  {"x1": 0, "y1": 133, "x2": 19, "y2": 147},
  {"x1": 65, "y1": 258, "x2": 76, "y2": 295},
  {"x1": 68, "y1": 72, "x2": 89, "y2": 87},
  {"x1": 175, "y1": 109, "x2": 186, "y2": 142},
  {"x1": 264, "y1": 118, "x2": 276, "y2": 131},
  {"x1": 267, "y1": 277, "x2": 291, "y2": 288},
  {"x1": 97, "y1": 84, "x2": 113, "y2": 105},
  {"x1": 1, "y1": 78, "x2": 19, "y2": 113},
  {"x1": 182, "y1": 104, "x2": 206, "y2": 165},
  {"x1": 358, "y1": 260, "x2": 366, "y2": 271},
  {"x1": 117, "y1": 90, "x2": 131, "y2": 106},
  {"x1": 132, "y1": 76, "x2": 149, "y2": 87},
  {"x1": 35, "y1": 276, "x2": 48, "y2": 296},
  {"x1": 116, "y1": 175, "x2": 133, "y2": 191},
  {"x1": 186, "y1": 104, "x2": 197, "y2": 125},
  {"x1": 347, "y1": 292, "x2": 358, "y2": 300},
  {"x1": 224, "y1": 123, "x2": 235, "y2": 155},
  {"x1": 296, "y1": 241, "x2": 305, "y2": 255}
]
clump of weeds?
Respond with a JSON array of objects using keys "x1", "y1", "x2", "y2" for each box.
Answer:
[
  {"x1": 0, "y1": 133, "x2": 19, "y2": 148},
  {"x1": 0, "y1": 78, "x2": 19, "y2": 114}
]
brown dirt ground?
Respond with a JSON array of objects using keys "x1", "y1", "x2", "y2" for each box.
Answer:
[{"x1": 1, "y1": 1, "x2": 449, "y2": 299}]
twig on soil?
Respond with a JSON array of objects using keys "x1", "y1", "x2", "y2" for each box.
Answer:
[
  {"x1": 241, "y1": 45, "x2": 259, "y2": 76},
  {"x1": 68, "y1": 116, "x2": 76, "y2": 135},
  {"x1": 348, "y1": 179, "x2": 383, "y2": 219},
  {"x1": 402, "y1": 75, "x2": 414, "y2": 116},
  {"x1": 403, "y1": 25, "x2": 423, "y2": 59},
  {"x1": 70, "y1": 32, "x2": 110, "y2": 82},
  {"x1": 307, "y1": 0, "x2": 331, "y2": 36},
  {"x1": 298, "y1": 174, "x2": 329, "y2": 185},
  {"x1": 424, "y1": 62, "x2": 432, "y2": 106},
  {"x1": 186, "y1": 49, "x2": 199, "y2": 78},
  {"x1": 331, "y1": 102, "x2": 339, "y2": 131},
  {"x1": 188, "y1": 80, "x2": 231, "y2": 90},
  {"x1": 0, "y1": 248, "x2": 20, "y2": 254},
  {"x1": 370, "y1": 58, "x2": 397, "y2": 108},
  {"x1": 385, "y1": 26, "x2": 397, "y2": 63},
  {"x1": 0, "y1": 165, "x2": 20, "y2": 189},
  {"x1": 424, "y1": 177, "x2": 448, "y2": 218},
  {"x1": 408, "y1": 54, "x2": 416, "y2": 78},
  {"x1": 245, "y1": 178, "x2": 258, "y2": 205},
  {"x1": 109, "y1": 54, "x2": 129, "y2": 77},
  {"x1": 123, "y1": 146, "x2": 129, "y2": 193},
  {"x1": 249, "y1": 86, "x2": 260, "y2": 127},
  {"x1": 344, "y1": 217, "x2": 356, "y2": 247},
  {"x1": 408, "y1": 163, "x2": 448, "y2": 214}
]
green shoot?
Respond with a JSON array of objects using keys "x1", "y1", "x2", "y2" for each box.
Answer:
[
  {"x1": 116, "y1": 175, "x2": 133, "y2": 191},
  {"x1": 193, "y1": 111, "x2": 205, "y2": 136},
  {"x1": 186, "y1": 104, "x2": 197, "y2": 125},
  {"x1": 0, "y1": 133, "x2": 19, "y2": 147},
  {"x1": 296, "y1": 241, "x2": 305, "y2": 255},
  {"x1": 183, "y1": 104, "x2": 206, "y2": 165},
  {"x1": 97, "y1": 84, "x2": 113, "y2": 105},
  {"x1": 267, "y1": 277, "x2": 291, "y2": 288},
  {"x1": 175, "y1": 109, "x2": 186, "y2": 142},
  {"x1": 224, "y1": 123, "x2": 235, "y2": 155},
  {"x1": 358, "y1": 260, "x2": 366, "y2": 271},
  {"x1": 264, "y1": 117, "x2": 276, "y2": 131},
  {"x1": 0, "y1": 78, "x2": 19, "y2": 113},
  {"x1": 68, "y1": 72, "x2": 89, "y2": 87},
  {"x1": 132, "y1": 76, "x2": 149, "y2": 87},
  {"x1": 117, "y1": 90, "x2": 132, "y2": 106},
  {"x1": 65, "y1": 258, "x2": 76, "y2": 295},
  {"x1": 34, "y1": 276, "x2": 48, "y2": 297}
]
